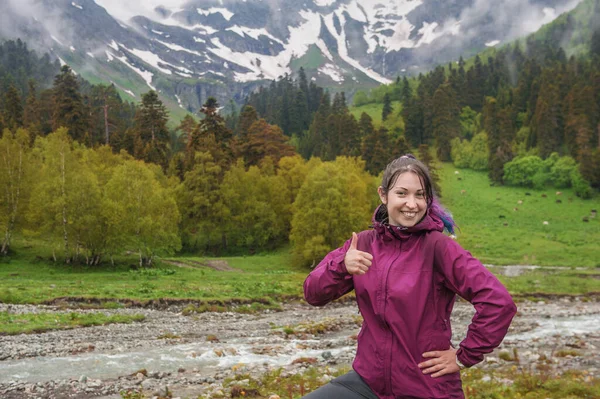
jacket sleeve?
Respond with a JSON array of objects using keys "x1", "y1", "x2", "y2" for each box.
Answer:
[
  {"x1": 303, "y1": 238, "x2": 355, "y2": 306},
  {"x1": 434, "y1": 235, "x2": 517, "y2": 367}
]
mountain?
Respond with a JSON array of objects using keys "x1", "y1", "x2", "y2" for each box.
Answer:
[{"x1": 0, "y1": 0, "x2": 583, "y2": 117}]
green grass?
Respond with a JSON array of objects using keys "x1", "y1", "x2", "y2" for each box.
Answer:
[
  {"x1": 0, "y1": 311, "x2": 145, "y2": 335},
  {"x1": 350, "y1": 101, "x2": 403, "y2": 129},
  {"x1": 290, "y1": 44, "x2": 327, "y2": 70},
  {"x1": 0, "y1": 246, "x2": 307, "y2": 305},
  {"x1": 439, "y1": 163, "x2": 600, "y2": 267}
]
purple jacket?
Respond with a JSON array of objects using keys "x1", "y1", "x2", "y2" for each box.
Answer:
[{"x1": 304, "y1": 207, "x2": 517, "y2": 399}]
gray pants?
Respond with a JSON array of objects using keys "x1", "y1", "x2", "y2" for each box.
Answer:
[{"x1": 301, "y1": 371, "x2": 379, "y2": 399}]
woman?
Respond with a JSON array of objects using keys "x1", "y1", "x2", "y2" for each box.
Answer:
[{"x1": 302, "y1": 155, "x2": 517, "y2": 399}]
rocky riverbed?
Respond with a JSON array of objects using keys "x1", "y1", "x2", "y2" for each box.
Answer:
[{"x1": 1, "y1": 296, "x2": 599, "y2": 399}]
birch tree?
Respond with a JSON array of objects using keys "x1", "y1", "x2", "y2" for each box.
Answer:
[{"x1": 0, "y1": 128, "x2": 32, "y2": 255}]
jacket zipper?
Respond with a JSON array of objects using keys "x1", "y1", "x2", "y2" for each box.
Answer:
[{"x1": 382, "y1": 239, "x2": 403, "y2": 396}]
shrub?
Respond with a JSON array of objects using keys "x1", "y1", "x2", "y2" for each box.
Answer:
[
  {"x1": 503, "y1": 156, "x2": 544, "y2": 187},
  {"x1": 469, "y1": 132, "x2": 489, "y2": 170}
]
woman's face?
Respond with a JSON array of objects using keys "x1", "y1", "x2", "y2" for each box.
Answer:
[{"x1": 378, "y1": 172, "x2": 427, "y2": 227}]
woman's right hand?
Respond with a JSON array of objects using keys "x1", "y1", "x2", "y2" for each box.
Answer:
[{"x1": 344, "y1": 233, "x2": 373, "y2": 275}]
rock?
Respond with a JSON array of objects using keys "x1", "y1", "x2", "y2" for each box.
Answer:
[
  {"x1": 269, "y1": 395, "x2": 281, "y2": 399},
  {"x1": 322, "y1": 351, "x2": 333, "y2": 360},
  {"x1": 78, "y1": 375, "x2": 87, "y2": 383},
  {"x1": 141, "y1": 379, "x2": 154, "y2": 389}
]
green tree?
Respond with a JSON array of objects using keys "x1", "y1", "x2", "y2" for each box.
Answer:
[
  {"x1": 418, "y1": 144, "x2": 442, "y2": 197},
  {"x1": 220, "y1": 159, "x2": 289, "y2": 251},
  {"x1": 3, "y1": 85, "x2": 23, "y2": 132},
  {"x1": 290, "y1": 157, "x2": 373, "y2": 267},
  {"x1": 432, "y1": 83, "x2": 460, "y2": 161},
  {"x1": 532, "y1": 78, "x2": 563, "y2": 159},
  {"x1": 239, "y1": 119, "x2": 296, "y2": 166},
  {"x1": 362, "y1": 126, "x2": 392, "y2": 175},
  {"x1": 105, "y1": 160, "x2": 181, "y2": 266},
  {"x1": 132, "y1": 91, "x2": 170, "y2": 169},
  {"x1": 381, "y1": 93, "x2": 392, "y2": 121},
  {"x1": 178, "y1": 151, "x2": 227, "y2": 252},
  {"x1": 0, "y1": 128, "x2": 32, "y2": 255},
  {"x1": 52, "y1": 65, "x2": 89, "y2": 142}
]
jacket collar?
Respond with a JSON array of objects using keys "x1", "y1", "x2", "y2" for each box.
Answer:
[{"x1": 372, "y1": 204, "x2": 444, "y2": 240}]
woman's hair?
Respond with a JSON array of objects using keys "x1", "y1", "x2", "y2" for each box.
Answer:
[{"x1": 380, "y1": 154, "x2": 456, "y2": 234}]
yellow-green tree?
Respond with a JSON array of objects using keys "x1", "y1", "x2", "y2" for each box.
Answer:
[
  {"x1": 0, "y1": 128, "x2": 33, "y2": 255},
  {"x1": 220, "y1": 159, "x2": 290, "y2": 251},
  {"x1": 28, "y1": 128, "x2": 82, "y2": 262},
  {"x1": 104, "y1": 160, "x2": 181, "y2": 266},
  {"x1": 178, "y1": 151, "x2": 228, "y2": 252},
  {"x1": 290, "y1": 157, "x2": 373, "y2": 267}
]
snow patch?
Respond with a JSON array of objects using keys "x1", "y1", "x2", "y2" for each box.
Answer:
[
  {"x1": 58, "y1": 56, "x2": 67, "y2": 66},
  {"x1": 72, "y1": 2, "x2": 83, "y2": 10},
  {"x1": 155, "y1": 40, "x2": 203, "y2": 57},
  {"x1": 175, "y1": 94, "x2": 184, "y2": 108},
  {"x1": 151, "y1": 29, "x2": 164, "y2": 35},
  {"x1": 114, "y1": 54, "x2": 155, "y2": 90},
  {"x1": 108, "y1": 40, "x2": 119, "y2": 51},
  {"x1": 415, "y1": 21, "x2": 441, "y2": 47},
  {"x1": 314, "y1": 0, "x2": 336, "y2": 6},
  {"x1": 51, "y1": 35, "x2": 64, "y2": 46},
  {"x1": 323, "y1": 12, "x2": 392, "y2": 84},
  {"x1": 193, "y1": 37, "x2": 206, "y2": 43},
  {"x1": 86, "y1": 52, "x2": 95, "y2": 58},
  {"x1": 127, "y1": 48, "x2": 173, "y2": 75},
  {"x1": 94, "y1": 0, "x2": 189, "y2": 25},
  {"x1": 319, "y1": 63, "x2": 344, "y2": 82},
  {"x1": 105, "y1": 51, "x2": 114, "y2": 62},
  {"x1": 197, "y1": 7, "x2": 234, "y2": 21},
  {"x1": 485, "y1": 40, "x2": 500, "y2": 47}
]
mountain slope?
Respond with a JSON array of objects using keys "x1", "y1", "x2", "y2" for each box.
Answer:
[{"x1": 0, "y1": 0, "x2": 583, "y2": 117}]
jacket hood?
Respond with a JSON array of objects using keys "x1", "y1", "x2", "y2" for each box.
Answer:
[{"x1": 372, "y1": 204, "x2": 444, "y2": 238}]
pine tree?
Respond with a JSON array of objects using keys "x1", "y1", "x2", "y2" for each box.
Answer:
[
  {"x1": 533, "y1": 78, "x2": 563, "y2": 159},
  {"x1": 132, "y1": 90, "x2": 170, "y2": 169},
  {"x1": 237, "y1": 105, "x2": 259, "y2": 139},
  {"x1": 23, "y1": 80, "x2": 41, "y2": 142},
  {"x1": 362, "y1": 126, "x2": 392, "y2": 174},
  {"x1": 2, "y1": 85, "x2": 23, "y2": 131},
  {"x1": 401, "y1": 76, "x2": 412, "y2": 103},
  {"x1": 402, "y1": 96, "x2": 424, "y2": 147},
  {"x1": 381, "y1": 93, "x2": 392, "y2": 121},
  {"x1": 240, "y1": 119, "x2": 296, "y2": 166},
  {"x1": 52, "y1": 65, "x2": 89, "y2": 141},
  {"x1": 417, "y1": 144, "x2": 442, "y2": 197},
  {"x1": 432, "y1": 83, "x2": 460, "y2": 161}
]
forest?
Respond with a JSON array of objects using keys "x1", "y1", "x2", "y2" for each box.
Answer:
[{"x1": 1, "y1": 2, "x2": 600, "y2": 267}]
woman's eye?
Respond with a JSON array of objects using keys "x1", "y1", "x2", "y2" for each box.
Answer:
[{"x1": 416, "y1": 193, "x2": 424, "y2": 198}]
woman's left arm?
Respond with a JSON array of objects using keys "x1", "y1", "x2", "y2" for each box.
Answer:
[{"x1": 434, "y1": 235, "x2": 517, "y2": 368}]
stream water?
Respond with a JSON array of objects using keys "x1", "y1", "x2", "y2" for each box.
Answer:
[
  {"x1": 0, "y1": 336, "x2": 355, "y2": 384},
  {"x1": 1, "y1": 311, "x2": 598, "y2": 385}
]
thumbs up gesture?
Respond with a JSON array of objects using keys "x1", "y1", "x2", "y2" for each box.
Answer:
[{"x1": 344, "y1": 232, "x2": 373, "y2": 275}]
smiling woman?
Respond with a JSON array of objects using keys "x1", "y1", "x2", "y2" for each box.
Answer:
[{"x1": 302, "y1": 154, "x2": 517, "y2": 399}]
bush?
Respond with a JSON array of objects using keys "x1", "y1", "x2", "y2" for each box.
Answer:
[
  {"x1": 451, "y1": 137, "x2": 472, "y2": 168},
  {"x1": 571, "y1": 170, "x2": 593, "y2": 199},
  {"x1": 550, "y1": 156, "x2": 577, "y2": 188},
  {"x1": 503, "y1": 156, "x2": 544, "y2": 187},
  {"x1": 469, "y1": 132, "x2": 488, "y2": 170}
]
